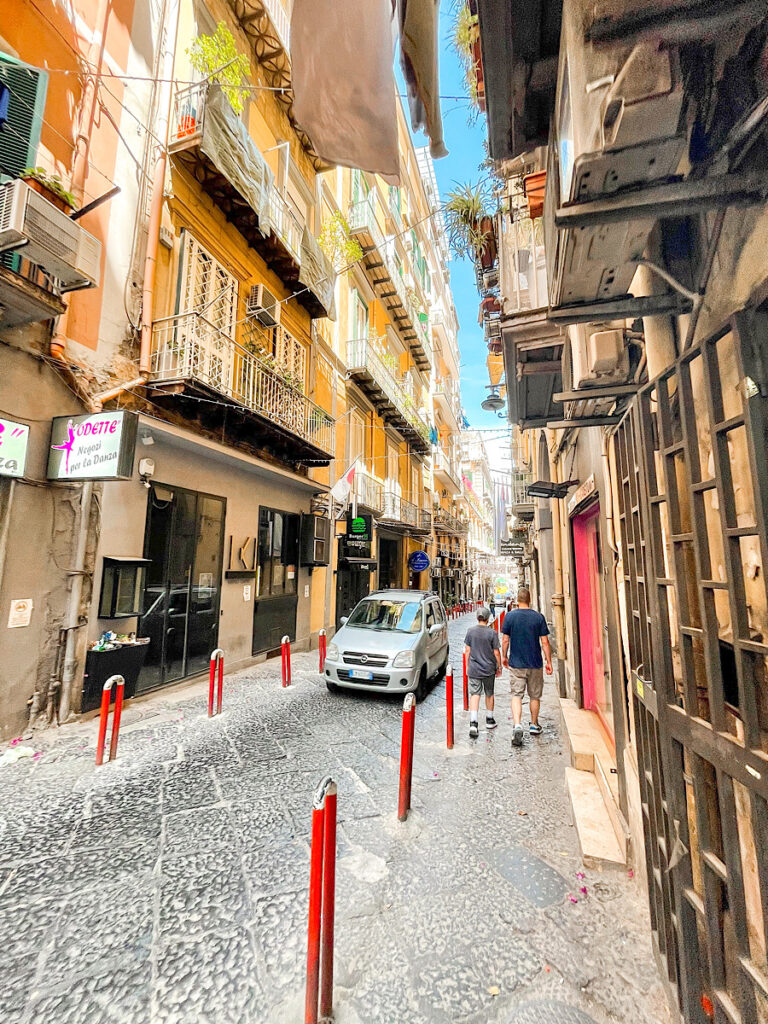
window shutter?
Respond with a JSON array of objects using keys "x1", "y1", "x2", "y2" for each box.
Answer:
[{"x1": 0, "y1": 54, "x2": 48, "y2": 178}]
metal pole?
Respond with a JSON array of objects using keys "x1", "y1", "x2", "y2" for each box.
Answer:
[
  {"x1": 462, "y1": 652, "x2": 469, "y2": 712},
  {"x1": 208, "y1": 648, "x2": 223, "y2": 716},
  {"x1": 318, "y1": 629, "x2": 326, "y2": 673},
  {"x1": 446, "y1": 664, "x2": 454, "y2": 749},
  {"x1": 320, "y1": 783, "x2": 337, "y2": 1020},
  {"x1": 305, "y1": 804, "x2": 324, "y2": 1024},
  {"x1": 216, "y1": 652, "x2": 224, "y2": 715},
  {"x1": 281, "y1": 636, "x2": 291, "y2": 687},
  {"x1": 95, "y1": 678, "x2": 112, "y2": 766},
  {"x1": 398, "y1": 693, "x2": 416, "y2": 821},
  {"x1": 108, "y1": 676, "x2": 125, "y2": 762}
]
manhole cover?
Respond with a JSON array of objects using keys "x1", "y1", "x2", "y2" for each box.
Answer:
[
  {"x1": 505, "y1": 1001, "x2": 598, "y2": 1024},
  {"x1": 492, "y1": 846, "x2": 568, "y2": 908}
]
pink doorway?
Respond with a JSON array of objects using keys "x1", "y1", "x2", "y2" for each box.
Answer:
[{"x1": 572, "y1": 502, "x2": 612, "y2": 740}]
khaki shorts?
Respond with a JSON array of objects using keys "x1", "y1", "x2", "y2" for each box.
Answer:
[{"x1": 509, "y1": 667, "x2": 544, "y2": 700}]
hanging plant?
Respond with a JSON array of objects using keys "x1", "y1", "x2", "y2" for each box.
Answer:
[
  {"x1": 20, "y1": 167, "x2": 77, "y2": 211},
  {"x1": 187, "y1": 22, "x2": 250, "y2": 115},
  {"x1": 317, "y1": 211, "x2": 363, "y2": 272},
  {"x1": 451, "y1": 3, "x2": 484, "y2": 119},
  {"x1": 444, "y1": 181, "x2": 492, "y2": 260}
]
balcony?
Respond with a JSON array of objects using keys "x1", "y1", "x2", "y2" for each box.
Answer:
[
  {"x1": 346, "y1": 336, "x2": 430, "y2": 454},
  {"x1": 149, "y1": 311, "x2": 334, "y2": 462},
  {"x1": 352, "y1": 471, "x2": 383, "y2": 515},
  {"x1": 0, "y1": 255, "x2": 65, "y2": 328},
  {"x1": 498, "y1": 213, "x2": 548, "y2": 318},
  {"x1": 380, "y1": 492, "x2": 432, "y2": 535},
  {"x1": 431, "y1": 310, "x2": 460, "y2": 369},
  {"x1": 433, "y1": 507, "x2": 468, "y2": 536},
  {"x1": 348, "y1": 197, "x2": 431, "y2": 371},
  {"x1": 433, "y1": 447, "x2": 462, "y2": 496},
  {"x1": 433, "y1": 379, "x2": 462, "y2": 429},
  {"x1": 168, "y1": 82, "x2": 334, "y2": 318}
]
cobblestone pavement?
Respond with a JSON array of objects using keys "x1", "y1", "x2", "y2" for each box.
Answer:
[{"x1": 0, "y1": 612, "x2": 673, "y2": 1024}]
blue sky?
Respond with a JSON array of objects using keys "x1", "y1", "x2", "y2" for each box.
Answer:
[{"x1": 405, "y1": 4, "x2": 503, "y2": 430}]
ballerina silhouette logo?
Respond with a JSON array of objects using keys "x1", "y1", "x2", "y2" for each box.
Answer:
[{"x1": 51, "y1": 419, "x2": 77, "y2": 475}]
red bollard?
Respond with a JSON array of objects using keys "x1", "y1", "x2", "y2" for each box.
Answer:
[
  {"x1": 462, "y1": 651, "x2": 469, "y2": 711},
  {"x1": 318, "y1": 629, "x2": 327, "y2": 673},
  {"x1": 305, "y1": 776, "x2": 337, "y2": 1024},
  {"x1": 95, "y1": 675, "x2": 125, "y2": 766},
  {"x1": 398, "y1": 693, "x2": 416, "y2": 821},
  {"x1": 208, "y1": 648, "x2": 224, "y2": 717},
  {"x1": 446, "y1": 664, "x2": 454, "y2": 749},
  {"x1": 281, "y1": 635, "x2": 291, "y2": 687}
]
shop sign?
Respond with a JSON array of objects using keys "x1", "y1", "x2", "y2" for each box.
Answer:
[
  {"x1": 47, "y1": 411, "x2": 138, "y2": 481},
  {"x1": 0, "y1": 417, "x2": 29, "y2": 478},
  {"x1": 567, "y1": 473, "x2": 597, "y2": 515},
  {"x1": 342, "y1": 512, "x2": 373, "y2": 558},
  {"x1": 499, "y1": 539, "x2": 524, "y2": 556},
  {"x1": 408, "y1": 549, "x2": 431, "y2": 572}
]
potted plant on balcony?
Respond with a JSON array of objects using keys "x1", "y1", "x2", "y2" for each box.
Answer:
[
  {"x1": 20, "y1": 168, "x2": 77, "y2": 213},
  {"x1": 187, "y1": 21, "x2": 250, "y2": 122},
  {"x1": 444, "y1": 181, "x2": 493, "y2": 263}
]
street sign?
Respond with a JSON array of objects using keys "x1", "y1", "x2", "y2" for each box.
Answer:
[
  {"x1": 408, "y1": 550, "x2": 431, "y2": 572},
  {"x1": 499, "y1": 539, "x2": 525, "y2": 556},
  {"x1": 0, "y1": 417, "x2": 29, "y2": 478},
  {"x1": 47, "y1": 411, "x2": 138, "y2": 481}
]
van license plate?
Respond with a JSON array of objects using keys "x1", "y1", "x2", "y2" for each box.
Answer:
[{"x1": 351, "y1": 668, "x2": 374, "y2": 680}]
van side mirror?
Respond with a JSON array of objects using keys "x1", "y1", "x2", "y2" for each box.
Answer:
[{"x1": 340, "y1": 616, "x2": 348, "y2": 625}]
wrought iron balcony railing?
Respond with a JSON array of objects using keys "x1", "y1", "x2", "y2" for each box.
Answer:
[
  {"x1": 352, "y1": 471, "x2": 383, "y2": 514},
  {"x1": 346, "y1": 336, "x2": 430, "y2": 451},
  {"x1": 379, "y1": 492, "x2": 432, "y2": 533},
  {"x1": 499, "y1": 213, "x2": 548, "y2": 317},
  {"x1": 433, "y1": 507, "x2": 468, "y2": 536},
  {"x1": 433, "y1": 446, "x2": 462, "y2": 490},
  {"x1": 150, "y1": 311, "x2": 334, "y2": 456}
]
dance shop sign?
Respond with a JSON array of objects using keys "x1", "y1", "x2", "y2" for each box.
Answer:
[{"x1": 47, "y1": 411, "x2": 138, "y2": 480}]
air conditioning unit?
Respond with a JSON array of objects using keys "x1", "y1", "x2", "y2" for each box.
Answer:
[
  {"x1": 601, "y1": 44, "x2": 684, "y2": 153},
  {"x1": 246, "y1": 283, "x2": 281, "y2": 326},
  {"x1": 567, "y1": 324, "x2": 629, "y2": 390},
  {"x1": 0, "y1": 179, "x2": 101, "y2": 290}
]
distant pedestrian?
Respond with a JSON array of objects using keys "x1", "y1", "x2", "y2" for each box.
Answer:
[
  {"x1": 500, "y1": 587, "x2": 552, "y2": 747},
  {"x1": 463, "y1": 606, "x2": 501, "y2": 739},
  {"x1": 488, "y1": 596, "x2": 496, "y2": 620}
]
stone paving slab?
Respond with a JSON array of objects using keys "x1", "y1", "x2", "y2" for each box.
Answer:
[{"x1": 0, "y1": 612, "x2": 673, "y2": 1024}]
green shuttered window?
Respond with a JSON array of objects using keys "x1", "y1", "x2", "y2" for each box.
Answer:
[{"x1": 0, "y1": 53, "x2": 48, "y2": 178}]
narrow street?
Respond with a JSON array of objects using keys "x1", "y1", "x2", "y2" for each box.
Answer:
[{"x1": 2, "y1": 612, "x2": 670, "y2": 1024}]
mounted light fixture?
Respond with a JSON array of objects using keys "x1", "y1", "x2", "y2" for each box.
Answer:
[
  {"x1": 525, "y1": 480, "x2": 580, "y2": 500},
  {"x1": 481, "y1": 386, "x2": 505, "y2": 412}
]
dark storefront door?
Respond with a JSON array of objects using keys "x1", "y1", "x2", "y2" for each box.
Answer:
[
  {"x1": 139, "y1": 485, "x2": 226, "y2": 691},
  {"x1": 252, "y1": 506, "x2": 300, "y2": 654},
  {"x1": 336, "y1": 564, "x2": 371, "y2": 629},
  {"x1": 378, "y1": 536, "x2": 402, "y2": 589}
]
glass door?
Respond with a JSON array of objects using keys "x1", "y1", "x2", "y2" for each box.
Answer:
[{"x1": 139, "y1": 485, "x2": 226, "y2": 691}]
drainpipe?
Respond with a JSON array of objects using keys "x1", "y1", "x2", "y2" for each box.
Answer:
[
  {"x1": 140, "y1": 0, "x2": 181, "y2": 375},
  {"x1": 50, "y1": 0, "x2": 112, "y2": 362},
  {"x1": 57, "y1": 480, "x2": 93, "y2": 723},
  {"x1": 548, "y1": 432, "x2": 567, "y2": 694}
]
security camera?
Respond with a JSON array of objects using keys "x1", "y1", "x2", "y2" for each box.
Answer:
[{"x1": 139, "y1": 457, "x2": 155, "y2": 488}]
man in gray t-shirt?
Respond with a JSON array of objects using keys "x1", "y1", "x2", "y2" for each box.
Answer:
[{"x1": 463, "y1": 607, "x2": 502, "y2": 739}]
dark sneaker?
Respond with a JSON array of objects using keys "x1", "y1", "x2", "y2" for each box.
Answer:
[
  {"x1": 469, "y1": 721, "x2": 479, "y2": 739},
  {"x1": 486, "y1": 716, "x2": 497, "y2": 730},
  {"x1": 529, "y1": 723, "x2": 543, "y2": 736},
  {"x1": 512, "y1": 724, "x2": 524, "y2": 747}
]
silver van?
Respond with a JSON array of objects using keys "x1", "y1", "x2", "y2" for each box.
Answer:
[{"x1": 324, "y1": 590, "x2": 449, "y2": 701}]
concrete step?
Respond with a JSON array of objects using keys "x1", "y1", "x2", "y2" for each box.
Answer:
[
  {"x1": 560, "y1": 697, "x2": 629, "y2": 863},
  {"x1": 566, "y1": 766, "x2": 626, "y2": 870},
  {"x1": 594, "y1": 750, "x2": 628, "y2": 861}
]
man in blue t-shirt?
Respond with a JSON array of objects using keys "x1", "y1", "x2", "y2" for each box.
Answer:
[{"x1": 500, "y1": 587, "x2": 552, "y2": 747}]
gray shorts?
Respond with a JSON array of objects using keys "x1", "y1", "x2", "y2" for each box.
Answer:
[
  {"x1": 469, "y1": 674, "x2": 495, "y2": 697},
  {"x1": 509, "y1": 668, "x2": 544, "y2": 700}
]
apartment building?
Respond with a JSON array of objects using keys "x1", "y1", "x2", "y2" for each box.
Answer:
[{"x1": 474, "y1": 1, "x2": 768, "y2": 1019}]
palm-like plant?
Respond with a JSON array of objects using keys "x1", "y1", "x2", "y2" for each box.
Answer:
[{"x1": 444, "y1": 181, "x2": 492, "y2": 260}]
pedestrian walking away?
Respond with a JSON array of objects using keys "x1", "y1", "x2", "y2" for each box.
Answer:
[
  {"x1": 500, "y1": 587, "x2": 552, "y2": 747},
  {"x1": 463, "y1": 606, "x2": 502, "y2": 739},
  {"x1": 488, "y1": 595, "x2": 496, "y2": 621}
]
